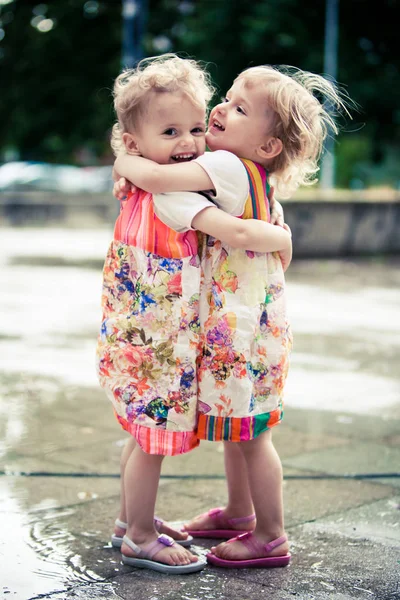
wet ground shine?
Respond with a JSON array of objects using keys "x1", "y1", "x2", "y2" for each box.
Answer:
[{"x1": 0, "y1": 227, "x2": 399, "y2": 599}]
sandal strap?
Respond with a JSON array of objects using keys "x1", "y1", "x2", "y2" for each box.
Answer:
[
  {"x1": 208, "y1": 507, "x2": 224, "y2": 518},
  {"x1": 115, "y1": 517, "x2": 164, "y2": 532},
  {"x1": 122, "y1": 534, "x2": 141, "y2": 554},
  {"x1": 115, "y1": 518, "x2": 128, "y2": 529},
  {"x1": 122, "y1": 534, "x2": 175, "y2": 560},
  {"x1": 227, "y1": 513, "x2": 256, "y2": 526},
  {"x1": 264, "y1": 535, "x2": 288, "y2": 554},
  {"x1": 228, "y1": 532, "x2": 288, "y2": 556},
  {"x1": 115, "y1": 517, "x2": 164, "y2": 531},
  {"x1": 208, "y1": 507, "x2": 256, "y2": 526},
  {"x1": 145, "y1": 534, "x2": 175, "y2": 560}
]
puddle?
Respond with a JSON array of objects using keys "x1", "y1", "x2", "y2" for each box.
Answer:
[
  {"x1": 0, "y1": 480, "x2": 104, "y2": 598},
  {"x1": 0, "y1": 227, "x2": 399, "y2": 410},
  {"x1": 0, "y1": 227, "x2": 399, "y2": 597},
  {"x1": 285, "y1": 362, "x2": 400, "y2": 416}
]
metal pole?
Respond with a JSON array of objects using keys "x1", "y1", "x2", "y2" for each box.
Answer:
[
  {"x1": 122, "y1": 0, "x2": 139, "y2": 68},
  {"x1": 320, "y1": 0, "x2": 339, "y2": 190},
  {"x1": 137, "y1": 0, "x2": 148, "y2": 61}
]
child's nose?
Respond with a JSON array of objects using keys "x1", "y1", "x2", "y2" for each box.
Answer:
[{"x1": 179, "y1": 133, "x2": 194, "y2": 146}]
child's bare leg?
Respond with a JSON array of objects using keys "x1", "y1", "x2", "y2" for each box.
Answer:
[
  {"x1": 121, "y1": 444, "x2": 198, "y2": 565},
  {"x1": 113, "y1": 436, "x2": 136, "y2": 539},
  {"x1": 183, "y1": 441, "x2": 255, "y2": 532},
  {"x1": 224, "y1": 441, "x2": 254, "y2": 517},
  {"x1": 211, "y1": 430, "x2": 289, "y2": 560},
  {"x1": 114, "y1": 436, "x2": 189, "y2": 542}
]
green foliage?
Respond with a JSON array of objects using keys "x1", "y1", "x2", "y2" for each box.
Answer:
[
  {"x1": 1, "y1": 0, "x2": 121, "y2": 163},
  {"x1": 1, "y1": 0, "x2": 400, "y2": 184},
  {"x1": 335, "y1": 135, "x2": 372, "y2": 187}
]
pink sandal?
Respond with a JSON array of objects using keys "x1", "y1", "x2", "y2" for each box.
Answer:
[
  {"x1": 206, "y1": 532, "x2": 291, "y2": 568},
  {"x1": 184, "y1": 507, "x2": 256, "y2": 539}
]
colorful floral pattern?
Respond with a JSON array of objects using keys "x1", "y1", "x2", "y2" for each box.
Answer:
[
  {"x1": 197, "y1": 246, "x2": 292, "y2": 441},
  {"x1": 97, "y1": 240, "x2": 201, "y2": 455},
  {"x1": 197, "y1": 160, "x2": 293, "y2": 443}
]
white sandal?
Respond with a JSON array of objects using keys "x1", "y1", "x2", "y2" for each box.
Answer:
[
  {"x1": 121, "y1": 534, "x2": 205, "y2": 574},
  {"x1": 111, "y1": 518, "x2": 193, "y2": 548}
]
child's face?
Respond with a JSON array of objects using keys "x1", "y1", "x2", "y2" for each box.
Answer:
[
  {"x1": 206, "y1": 79, "x2": 275, "y2": 162},
  {"x1": 133, "y1": 91, "x2": 206, "y2": 164}
]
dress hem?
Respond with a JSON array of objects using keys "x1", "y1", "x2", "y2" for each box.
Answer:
[
  {"x1": 196, "y1": 406, "x2": 283, "y2": 442},
  {"x1": 117, "y1": 414, "x2": 200, "y2": 456}
]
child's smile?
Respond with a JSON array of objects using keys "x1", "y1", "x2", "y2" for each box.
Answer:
[
  {"x1": 131, "y1": 91, "x2": 207, "y2": 165},
  {"x1": 171, "y1": 152, "x2": 197, "y2": 162},
  {"x1": 206, "y1": 80, "x2": 276, "y2": 163},
  {"x1": 209, "y1": 117, "x2": 225, "y2": 132}
]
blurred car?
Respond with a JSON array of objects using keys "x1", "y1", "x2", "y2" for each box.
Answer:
[{"x1": 0, "y1": 161, "x2": 113, "y2": 193}]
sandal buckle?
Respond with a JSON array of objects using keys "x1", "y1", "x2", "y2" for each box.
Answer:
[{"x1": 158, "y1": 534, "x2": 174, "y2": 547}]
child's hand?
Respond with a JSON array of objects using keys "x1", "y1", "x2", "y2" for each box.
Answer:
[
  {"x1": 113, "y1": 176, "x2": 136, "y2": 200},
  {"x1": 112, "y1": 164, "x2": 136, "y2": 200},
  {"x1": 279, "y1": 224, "x2": 292, "y2": 272},
  {"x1": 268, "y1": 186, "x2": 285, "y2": 227}
]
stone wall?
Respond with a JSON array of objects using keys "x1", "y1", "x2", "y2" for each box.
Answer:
[{"x1": 1, "y1": 192, "x2": 399, "y2": 256}]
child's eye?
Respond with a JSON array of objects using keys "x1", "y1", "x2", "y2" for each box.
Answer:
[
  {"x1": 191, "y1": 127, "x2": 205, "y2": 135},
  {"x1": 223, "y1": 97, "x2": 230, "y2": 103},
  {"x1": 163, "y1": 128, "x2": 177, "y2": 136},
  {"x1": 236, "y1": 106, "x2": 245, "y2": 115}
]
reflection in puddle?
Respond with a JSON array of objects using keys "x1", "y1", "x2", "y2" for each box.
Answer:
[
  {"x1": 0, "y1": 228, "x2": 399, "y2": 596},
  {"x1": 286, "y1": 360, "x2": 400, "y2": 415},
  {"x1": 0, "y1": 479, "x2": 103, "y2": 597}
]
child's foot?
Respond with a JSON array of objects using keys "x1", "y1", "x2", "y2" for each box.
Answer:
[
  {"x1": 113, "y1": 517, "x2": 190, "y2": 547},
  {"x1": 121, "y1": 533, "x2": 198, "y2": 566},
  {"x1": 210, "y1": 530, "x2": 290, "y2": 561},
  {"x1": 182, "y1": 507, "x2": 256, "y2": 538},
  {"x1": 154, "y1": 517, "x2": 190, "y2": 542}
]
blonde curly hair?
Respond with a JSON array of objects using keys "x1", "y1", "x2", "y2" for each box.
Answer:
[
  {"x1": 111, "y1": 54, "x2": 214, "y2": 156},
  {"x1": 236, "y1": 66, "x2": 350, "y2": 198}
]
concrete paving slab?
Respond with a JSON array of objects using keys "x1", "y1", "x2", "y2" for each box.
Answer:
[
  {"x1": 21, "y1": 508, "x2": 399, "y2": 600},
  {"x1": 273, "y1": 423, "x2": 350, "y2": 458},
  {"x1": 19, "y1": 474, "x2": 394, "y2": 552},
  {"x1": 47, "y1": 583, "x2": 121, "y2": 599},
  {"x1": 0, "y1": 374, "x2": 116, "y2": 434},
  {"x1": 1, "y1": 237, "x2": 399, "y2": 599},
  {"x1": 292, "y1": 331, "x2": 400, "y2": 381},
  {"x1": 40, "y1": 437, "x2": 125, "y2": 475},
  {"x1": 0, "y1": 475, "x2": 119, "y2": 514},
  {"x1": 282, "y1": 477, "x2": 395, "y2": 526},
  {"x1": 1, "y1": 419, "x2": 117, "y2": 460},
  {"x1": 302, "y1": 496, "x2": 400, "y2": 546},
  {"x1": 283, "y1": 406, "x2": 400, "y2": 443},
  {"x1": 284, "y1": 442, "x2": 400, "y2": 478},
  {"x1": 2, "y1": 455, "x2": 86, "y2": 476},
  {"x1": 245, "y1": 522, "x2": 400, "y2": 600}
]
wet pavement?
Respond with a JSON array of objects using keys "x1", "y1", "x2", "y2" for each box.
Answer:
[{"x1": 0, "y1": 227, "x2": 399, "y2": 600}]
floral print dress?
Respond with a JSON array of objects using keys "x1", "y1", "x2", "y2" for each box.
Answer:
[
  {"x1": 196, "y1": 159, "x2": 293, "y2": 442},
  {"x1": 96, "y1": 189, "x2": 202, "y2": 456}
]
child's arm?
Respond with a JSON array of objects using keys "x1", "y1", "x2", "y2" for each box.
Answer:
[
  {"x1": 192, "y1": 206, "x2": 292, "y2": 256},
  {"x1": 114, "y1": 154, "x2": 213, "y2": 194}
]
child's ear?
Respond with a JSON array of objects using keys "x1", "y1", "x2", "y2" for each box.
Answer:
[
  {"x1": 122, "y1": 133, "x2": 140, "y2": 155},
  {"x1": 257, "y1": 137, "x2": 283, "y2": 161}
]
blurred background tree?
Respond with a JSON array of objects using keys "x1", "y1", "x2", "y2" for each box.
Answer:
[{"x1": 1, "y1": 0, "x2": 399, "y2": 188}]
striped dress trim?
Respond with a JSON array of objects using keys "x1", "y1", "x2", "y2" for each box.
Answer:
[
  {"x1": 117, "y1": 414, "x2": 200, "y2": 456},
  {"x1": 241, "y1": 159, "x2": 271, "y2": 222},
  {"x1": 114, "y1": 189, "x2": 198, "y2": 259},
  {"x1": 196, "y1": 405, "x2": 283, "y2": 442}
]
